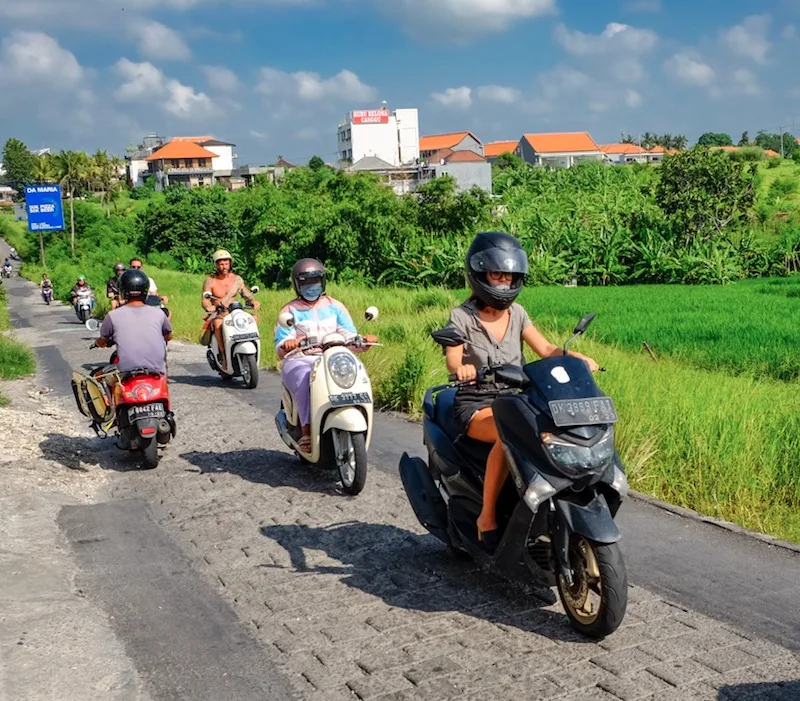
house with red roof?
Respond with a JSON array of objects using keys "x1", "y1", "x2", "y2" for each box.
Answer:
[
  {"x1": 599, "y1": 143, "x2": 649, "y2": 165},
  {"x1": 483, "y1": 140, "x2": 520, "y2": 163},
  {"x1": 145, "y1": 139, "x2": 220, "y2": 189},
  {"x1": 517, "y1": 132, "x2": 603, "y2": 168},
  {"x1": 419, "y1": 131, "x2": 483, "y2": 161}
]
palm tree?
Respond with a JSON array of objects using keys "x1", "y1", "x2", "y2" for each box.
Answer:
[
  {"x1": 32, "y1": 154, "x2": 57, "y2": 184},
  {"x1": 54, "y1": 150, "x2": 90, "y2": 255}
]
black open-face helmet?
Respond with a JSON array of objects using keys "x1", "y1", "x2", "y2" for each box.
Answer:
[
  {"x1": 119, "y1": 269, "x2": 149, "y2": 302},
  {"x1": 291, "y1": 258, "x2": 326, "y2": 299},
  {"x1": 466, "y1": 232, "x2": 529, "y2": 310}
]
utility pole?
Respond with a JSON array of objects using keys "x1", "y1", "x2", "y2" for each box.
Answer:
[{"x1": 779, "y1": 125, "x2": 785, "y2": 158}]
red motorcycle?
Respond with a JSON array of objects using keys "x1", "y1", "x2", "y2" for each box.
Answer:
[{"x1": 80, "y1": 346, "x2": 176, "y2": 469}]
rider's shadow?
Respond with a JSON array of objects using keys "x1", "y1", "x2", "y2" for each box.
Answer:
[
  {"x1": 39, "y1": 432, "x2": 141, "y2": 472},
  {"x1": 256, "y1": 521, "x2": 588, "y2": 642}
]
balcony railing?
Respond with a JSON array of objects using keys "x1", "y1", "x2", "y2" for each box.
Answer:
[{"x1": 165, "y1": 167, "x2": 214, "y2": 175}]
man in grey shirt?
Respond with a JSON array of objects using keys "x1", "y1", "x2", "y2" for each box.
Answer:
[{"x1": 96, "y1": 269, "x2": 172, "y2": 374}]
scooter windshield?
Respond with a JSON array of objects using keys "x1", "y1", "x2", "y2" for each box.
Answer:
[{"x1": 522, "y1": 356, "x2": 605, "y2": 409}]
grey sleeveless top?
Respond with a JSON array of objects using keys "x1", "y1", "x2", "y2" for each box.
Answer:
[{"x1": 447, "y1": 299, "x2": 532, "y2": 369}]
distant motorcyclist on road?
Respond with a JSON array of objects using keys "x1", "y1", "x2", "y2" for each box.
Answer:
[
  {"x1": 2, "y1": 259, "x2": 11, "y2": 277},
  {"x1": 129, "y1": 257, "x2": 171, "y2": 319},
  {"x1": 202, "y1": 249, "x2": 260, "y2": 372},
  {"x1": 9, "y1": 247, "x2": 17, "y2": 259},
  {"x1": 106, "y1": 262, "x2": 126, "y2": 309},
  {"x1": 69, "y1": 275, "x2": 95, "y2": 312},
  {"x1": 95, "y1": 269, "x2": 173, "y2": 375}
]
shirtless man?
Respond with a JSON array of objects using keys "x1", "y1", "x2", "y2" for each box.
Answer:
[{"x1": 201, "y1": 249, "x2": 260, "y2": 372}]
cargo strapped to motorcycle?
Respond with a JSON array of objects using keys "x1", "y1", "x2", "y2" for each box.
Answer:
[{"x1": 70, "y1": 369, "x2": 116, "y2": 437}]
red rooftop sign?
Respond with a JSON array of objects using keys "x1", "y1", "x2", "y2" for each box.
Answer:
[{"x1": 352, "y1": 109, "x2": 389, "y2": 125}]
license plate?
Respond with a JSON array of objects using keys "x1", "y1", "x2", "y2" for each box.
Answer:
[
  {"x1": 548, "y1": 397, "x2": 618, "y2": 427},
  {"x1": 232, "y1": 332, "x2": 259, "y2": 342},
  {"x1": 128, "y1": 404, "x2": 165, "y2": 421},
  {"x1": 329, "y1": 392, "x2": 371, "y2": 407}
]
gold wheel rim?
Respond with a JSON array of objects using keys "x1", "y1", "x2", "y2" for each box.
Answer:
[{"x1": 559, "y1": 537, "x2": 603, "y2": 625}]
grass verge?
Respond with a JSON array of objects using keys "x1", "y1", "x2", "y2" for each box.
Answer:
[{"x1": 0, "y1": 286, "x2": 37, "y2": 403}]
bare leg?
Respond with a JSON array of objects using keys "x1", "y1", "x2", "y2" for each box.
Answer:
[
  {"x1": 213, "y1": 318, "x2": 226, "y2": 370},
  {"x1": 466, "y1": 408, "x2": 507, "y2": 535}
]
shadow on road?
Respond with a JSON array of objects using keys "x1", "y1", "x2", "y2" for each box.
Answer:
[
  {"x1": 256, "y1": 520, "x2": 580, "y2": 641},
  {"x1": 180, "y1": 448, "x2": 343, "y2": 496},
  {"x1": 39, "y1": 432, "x2": 144, "y2": 473},
  {"x1": 717, "y1": 681, "x2": 800, "y2": 699},
  {"x1": 168, "y1": 373, "x2": 249, "y2": 389}
]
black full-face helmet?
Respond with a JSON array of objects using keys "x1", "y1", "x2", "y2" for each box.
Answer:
[
  {"x1": 465, "y1": 232, "x2": 529, "y2": 310},
  {"x1": 119, "y1": 269, "x2": 149, "y2": 302},
  {"x1": 291, "y1": 258, "x2": 326, "y2": 299}
]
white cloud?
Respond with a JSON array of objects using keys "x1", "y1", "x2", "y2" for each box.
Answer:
[
  {"x1": 732, "y1": 68, "x2": 761, "y2": 96},
  {"x1": 721, "y1": 15, "x2": 771, "y2": 65},
  {"x1": 114, "y1": 58, "x2": 215, "y2": 118},
  {"x1": 664, "y1": 51, "x2": 715, "y2": 87},
  {"x1": 624, "y1": 89, "x2": 643, "y2": 107},
  {"x1": 554, "y1": 22, "x2": 658, "y2": 56},
  {"x1": 257, "y1": 67, "x2": 377, "y2": 102},
  {"x1": 0, "y1": 30, "x2": 83, "y2": 85},
  {"x1": 379, "y1": 0, "x2": 555, "y2": 41},
  {"x1": 130, "y1": 20, "x2": 191, "y2": 61},
  {"x1": 623, "y1": 0, "x2": 662, "y2": 12},
  {"x1": 295, "y1": 127, "x2": 319, "y2": 140},
  {"x1": 476, "y1": 85, "x2": 521, "y2": 104},
  {"x1": 203, "y1": 65, "x2": 240, "y2": 91},
  {"x1": 430, "y1": 86, "x2": 472, "y2": 109}
]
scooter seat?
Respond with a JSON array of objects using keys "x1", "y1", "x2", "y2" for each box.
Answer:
[{"x1": 434, "y1": 388, "x2": 462, "y2": 443}]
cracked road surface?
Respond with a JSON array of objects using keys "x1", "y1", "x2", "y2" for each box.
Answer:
[{"x1": 2, "y1": 254, "x2": 799, "y2": 701}]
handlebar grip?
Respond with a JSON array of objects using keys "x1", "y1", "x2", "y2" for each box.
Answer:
[{"x1": 448, "y1": 373, "x2": 458, "y2": 382}]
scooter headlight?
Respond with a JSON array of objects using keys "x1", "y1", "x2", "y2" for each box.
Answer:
[
  {"x1": 233, "y1": 314, "x2": 250, "y2": 332},
  {"x1": 328, "y1": 352, "x2": 357, "y2": 389},
  {"x1": 542, "y1": 427, "x2": 615, "y2": 478},
  {"x1": 611, "y1": 464, "x2": 629, "y2": 498}
]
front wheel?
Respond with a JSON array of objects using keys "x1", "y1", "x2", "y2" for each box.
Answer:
[
  {"x1": 240, "y1": 354, "x2": 259, "y2": 389},
  {"x1": 331, "y1": 430, "x2": 367, "y2": 496},
  {"x1": 556, "y1": 537, "x2": 627, "y2": 638},
  {"x1": 140, "y1": 436, "x2": 159, "y2": 470}
]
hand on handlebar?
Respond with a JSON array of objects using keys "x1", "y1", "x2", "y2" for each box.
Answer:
[
  {"x1": 455, "y1": 364, "x2": 477, "y2": 382},
  {"x1": 282, "y1": 338, "x2": 300, "y2": 352},
  {"x1": 362, "y1": 334, "x2": 378, "y2": 345}
]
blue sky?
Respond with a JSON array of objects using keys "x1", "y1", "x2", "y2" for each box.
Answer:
[{"x1": 1, "y1": 0, "x2": 799, "y2": 164}]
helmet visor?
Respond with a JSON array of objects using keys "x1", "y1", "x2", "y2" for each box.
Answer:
[{"x1": 468, "y1": 247, "x2": 529, "y2": 275}]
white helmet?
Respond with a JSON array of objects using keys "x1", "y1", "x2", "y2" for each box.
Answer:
[{"x1": 212, "y1": 249, "x2": 232, "y2": 264}]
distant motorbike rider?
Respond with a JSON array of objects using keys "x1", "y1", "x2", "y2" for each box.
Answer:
[
  {"x1": 129, "y1": 257, "x2": 171, "y2": 319},
  {"x1": 274, "y1": 258, "x2": 377, "y2": 453},
  {"x1": 106, "y1": 262, "x2": 126, "y2": 309},
  {"x1": 40, "y1": 273, "x2": 52, "y2": 290},
  {"x1": 2, "y1": 258, "x2": 11, "y2": 276},
  {"x1": 95, "y1": 269, "x2": 173, "y2": 376},
  {"x1": 69, "y1": 276, "x2": 95, "y2": 311},
  {"x1": 202, "y1": 249, "x2": 260, "y2": 372}
]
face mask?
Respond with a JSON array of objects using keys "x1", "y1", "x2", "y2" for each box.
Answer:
[{"x1": 300, "y1": 283, "x2": 323, "y2": 301}]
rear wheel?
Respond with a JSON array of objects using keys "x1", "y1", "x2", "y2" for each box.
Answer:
[
  {"x1": 241, "y1": 355, "x2": 259, "y2": 389},
  {"x1": 331, "y1": 430, "x2": 367, "y2": 495},
  {"x1": 556, "y1": 537, "x2": 627, "y2": 638},
  {"x1": 140, "y1": 436, "x2": 159, "y2": 470}
]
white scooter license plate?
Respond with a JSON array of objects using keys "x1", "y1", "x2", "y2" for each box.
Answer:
[
  {"x1": 128, "y1": 404, "x2": 166, "y2": 421},
  {"x1": 329, "y1": 392, "x2": 371, "y2": 407}
]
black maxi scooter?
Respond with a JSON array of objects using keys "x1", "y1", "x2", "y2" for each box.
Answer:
[{"x1": 399, "y1": 313, "x2": 629, "y2": 638}]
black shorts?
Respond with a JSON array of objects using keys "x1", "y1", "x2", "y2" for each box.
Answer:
[{"x1": 453, "y1": 387, "x2": 512, "y2": 433}]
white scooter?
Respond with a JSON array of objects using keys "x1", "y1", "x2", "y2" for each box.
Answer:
[
  {"x1": 274, "y1": 307, "x2": 379, "y2": 495},
  {"x1": 202, "y1": 287, "x2": 261, "y2": 389},
  {"x1": 74, "y1": 288, "x2": 95, "y2": 323}
]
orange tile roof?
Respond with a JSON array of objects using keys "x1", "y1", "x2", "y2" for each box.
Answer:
[
  {"x1": 648, "y1": 145, "x2": 666, "y2": 153},
  {"x1": 599, "y1": 143, "x2": 647, "y2": 155},
  {"x1": 172, "y1": 135, "x2": 215, "y2": 142},
  {"x1": 764, "y1": 149, "x2": 781, "y2": 158},
  {"x1": 145, "y1": 140, "x2": 219, "y2": 161},
  {"x1": 419, "y1": 131, "x2": 479, "y2": 151},
  {"x1": 522, "y1": 132, "x2": 600, "y2": 154},
  {"x1": 484, "y1": 140, "x2": 520, "y2": 157},
  {"x1": 445, "y1": 150, "x2": 485, "y2": 163}
]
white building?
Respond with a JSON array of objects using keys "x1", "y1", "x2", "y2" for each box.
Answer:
[
  {"x1": 517, "y1": 132, "x2": 604, "y2": 168},
  {"x1": 599, "y1": 143, "x2": 649, "y2": 165},
  {"x1": 337, "y1": 107, "x2": 419, "y2": 168}
]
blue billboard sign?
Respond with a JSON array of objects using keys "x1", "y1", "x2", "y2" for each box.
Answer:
[{"x1": 24, "y1": 185, "x2": 65, "y2": 232}]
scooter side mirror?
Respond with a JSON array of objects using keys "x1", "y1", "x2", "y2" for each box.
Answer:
[
  {"x1": 364, "y1": 306, "x2": 379, "y2": 321},
  {"x1": 573, "y1": 313, "x2": 596, "y2": 336},
  {"x1": 202, "y1": 291, "x2": 213, "y2": 300},
  {"x1": 250, "y1": 286, "x2": 260, "y2": 294},
  {"x1": 85, "y1": 318, "x2": 100, "y2": 332},
  {"x1": 431, "y1": 327, "x2": 467, "y2": 348},
  {"x1": 278, "y1": 311, "x2": 295, "y2": 328}
]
